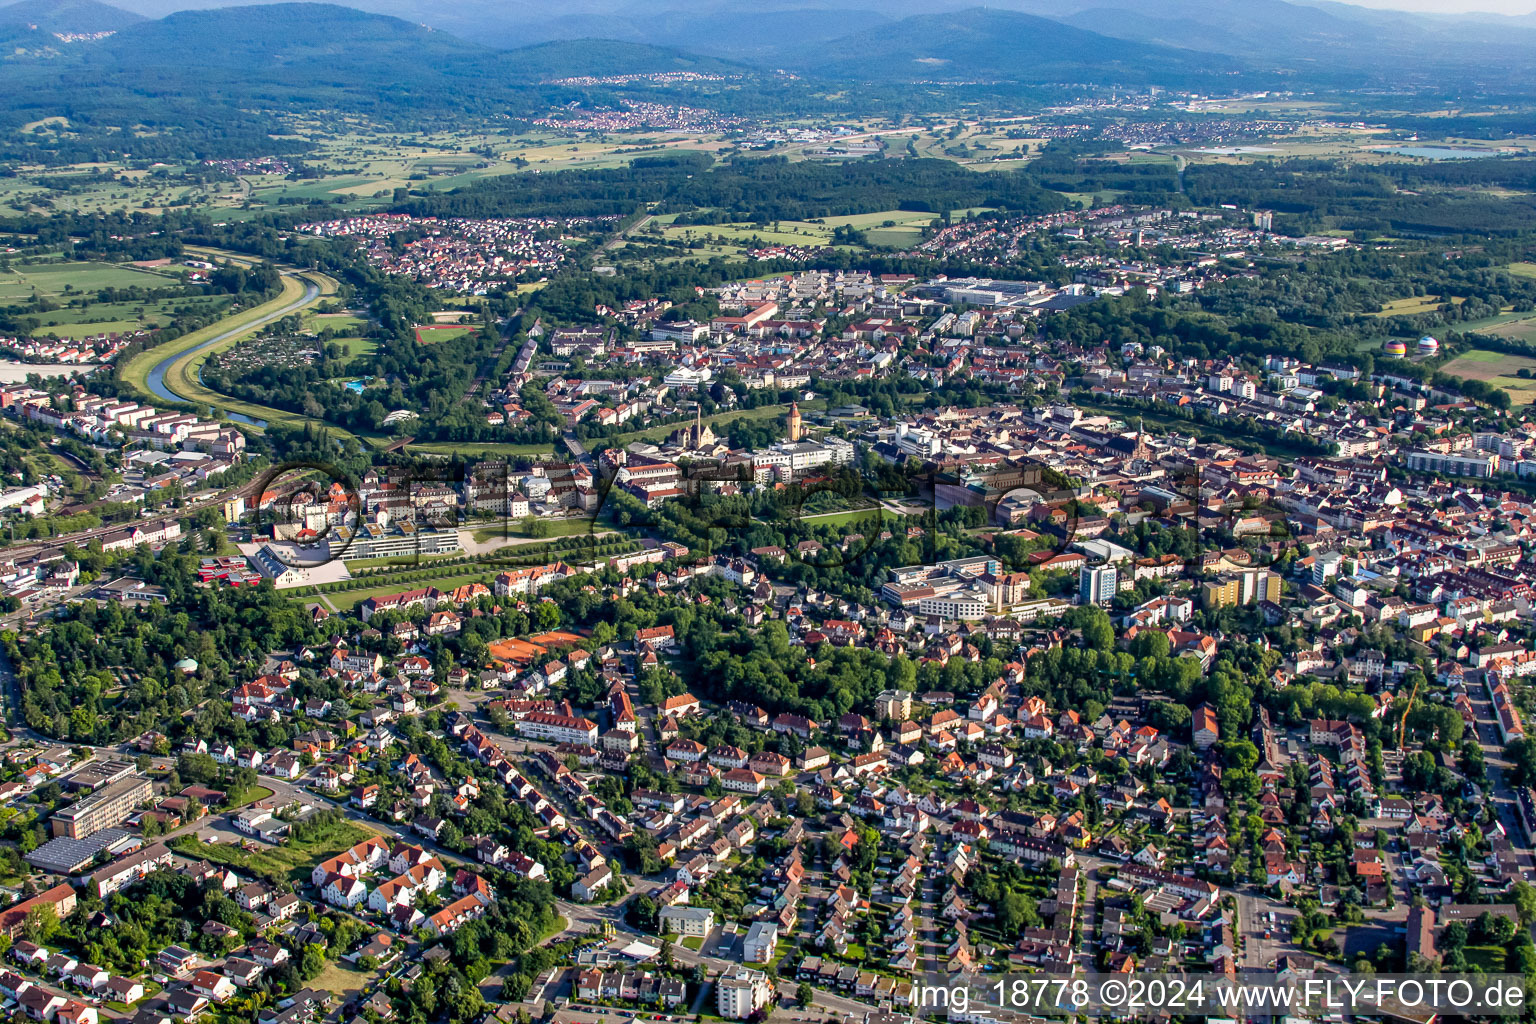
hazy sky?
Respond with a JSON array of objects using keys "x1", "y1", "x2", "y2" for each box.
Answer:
[{"x1": 1340, "y1": 0, "x2": 1534, "y2": 14}]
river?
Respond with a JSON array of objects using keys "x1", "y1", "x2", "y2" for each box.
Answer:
[{"x1": 143, "y1": 277, "x2": 319, "y2": 428}]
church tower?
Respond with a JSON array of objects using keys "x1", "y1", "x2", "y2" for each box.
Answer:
[{"x1": 787, "y1": 402, "x2": 802, "y2": 442}]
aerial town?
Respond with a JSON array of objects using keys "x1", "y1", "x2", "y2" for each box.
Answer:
[
  {"x1": 0, "y1": 213, "x2": 1530, "y2": 1024},
  {"x1": 6, "y1": 4, "x2": 1536, "y2": 1022}
]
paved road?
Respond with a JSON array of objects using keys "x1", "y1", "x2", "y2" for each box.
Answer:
[{"x1": 603, "y1": 214, "x2": 655, "y2": 251}]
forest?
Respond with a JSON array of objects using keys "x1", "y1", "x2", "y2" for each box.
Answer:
[{"x1": 399, "y1": 154, "x2": 1071, "y2": 223}]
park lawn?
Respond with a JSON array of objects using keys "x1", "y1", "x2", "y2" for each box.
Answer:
[
  {"x1": 659, "y1": 209, "x2": 961, "y2": 252},
  {"x1": 1465, "y1": 945, "x2": 1507, "y2": 971},
  {"x1": 472, "y1": 518, "x2": 600, "y2": 542},
  {"x1": 226, "y1": 784, "x2": 275, "y2": 809},
  {"x1": 173, "y1": 817, "x2": 380, "y2": 883},
  {"x1": 680, "y1": 936, "x2": 704, "y2": 951},
  {"x1": 404, "y1": 441, "x2": 556, "y2": 458},
  {"x1": 310, "y1": 961, "x2": 374, "y2": 998},
  {"x1": 660, "y1": 222, "x2": 822, "y2": 248},
  {"x1": 797, "y1": 507, "x2": 884, "y2": 527},
  {"x1": 332, "y1": 570, "x2": 498, "y2": 611},
  {"x1": 343, "y1": 551, "x2": 467, "y2": 570},
  {"x1": 604, "y1": 400, "x2": 813, "y2": 447},
  {"x1": 416, "y1": 324, "x2": 477, "y2": 344},
  {"x1": 826, "y1": 208, "x2": 985, "y2": 232},
  {"x1": 307, "y1": 312, "x2": 368, "y2": 334},
  {"x1": 326, "y1": 336, "x2": 377, "y2": 360}
]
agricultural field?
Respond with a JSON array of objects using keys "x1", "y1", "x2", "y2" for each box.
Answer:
[
  {"x1": 1370, "y1": 295, "x2": 1456, "y2": 317},
  {"x1": 1479, "y1": 315, "x2": 1536, "y2": 344},
  {"x1": 0, "y1": 258, "x2": 230, "y2": 340},
  {"x1": 0, "y1": 126, "x2": 631, "y2": 218},
  {"x1": 0, "y1": 260, "x2": 183, "y2": 297},
  {"x1": 0, "y1": 161, "x2": 247, "y2": 216},
  {"x1": 1439, "y1": 348, "x2": 1536, "y2": 403},
  {"x1": 0, "y1": 115, "x2": 1017, "y2": 224}
]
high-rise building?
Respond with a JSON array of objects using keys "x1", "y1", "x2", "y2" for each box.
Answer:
[
  {"x1": 1312, "y1": 552, "x2": 1344, "y2": 587},
  {"x1": 716, "y1": 967, "x2": 773, "y2": 1020},
  {"x1": 1201, "y1": 569, "x2": 1281, "y2": 610},
  {"x1": 51, "y1": 776, "x2": 152, "y2": 839},
  {"x1": 874, "y1": 689, "x2": 913, "y2": 722},
  {"x1": 1079, "y1": 565, "x2": 1117, "y2": 606}
]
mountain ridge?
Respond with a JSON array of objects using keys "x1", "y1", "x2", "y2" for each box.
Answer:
[{"x1": 0, "y1": 0, "x2": 144, "y2": 33}]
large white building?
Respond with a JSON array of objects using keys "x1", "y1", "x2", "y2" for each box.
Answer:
[
  {"x1": 742, "y1": 921, "x2": 778, "y2": 963},
  {"x1": 249, "y1": 545, "x2": 307, "y2": 587},
  {"x1": 916, "y1": 589, "x2": 988, "y2": 621},
  {"x1": 513, "y1": 711, "x2": 599, "y2": 745},
  {"x1": 716, "y1": 967, "x2": 773, "y2": 1020},
  {"x1": 1406, "y1": 449, "x2": 1499, "y2": 479},
  {"x1": 663, "y1": 367, "x2": 713, "y2": 389},
  {"x1": 751, "y1": 438, "x2": 856, "y2": 480},
  {"x1": 0, "y1": 483, "x2": 47, "y2": 517},
  {"x1": 659, "y1": 906, "x2": 715, "y2": 938}
]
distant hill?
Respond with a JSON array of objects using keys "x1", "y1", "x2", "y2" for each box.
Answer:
[
  {"x1": 494, "y1": 6, "x2": 895, "y2": 55},
  {"x1": 60, "y1": 3, "x2": 749, "y2": 80},
  {"x1": 92, "y1": 1, "x2": 472, "y2": 67},
  {"x1": 23, "y1": 0, "x2": 1536, "y2": 93},
  {"x1": 492, "y1": 37, "x2": 747, "y2": 81},
  {"x1": 0, "y1": 1, "x2": 758, "y2": 134},
  {"x1": 0, "y1": 0, "x2": 142, "y2": 33},
  {"x1": 1046, "y1": 0, "x2": 1536, "y2": 88},
  {"x1": 777, "y1": 7, "x2": 1240, "y2": 85}
]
